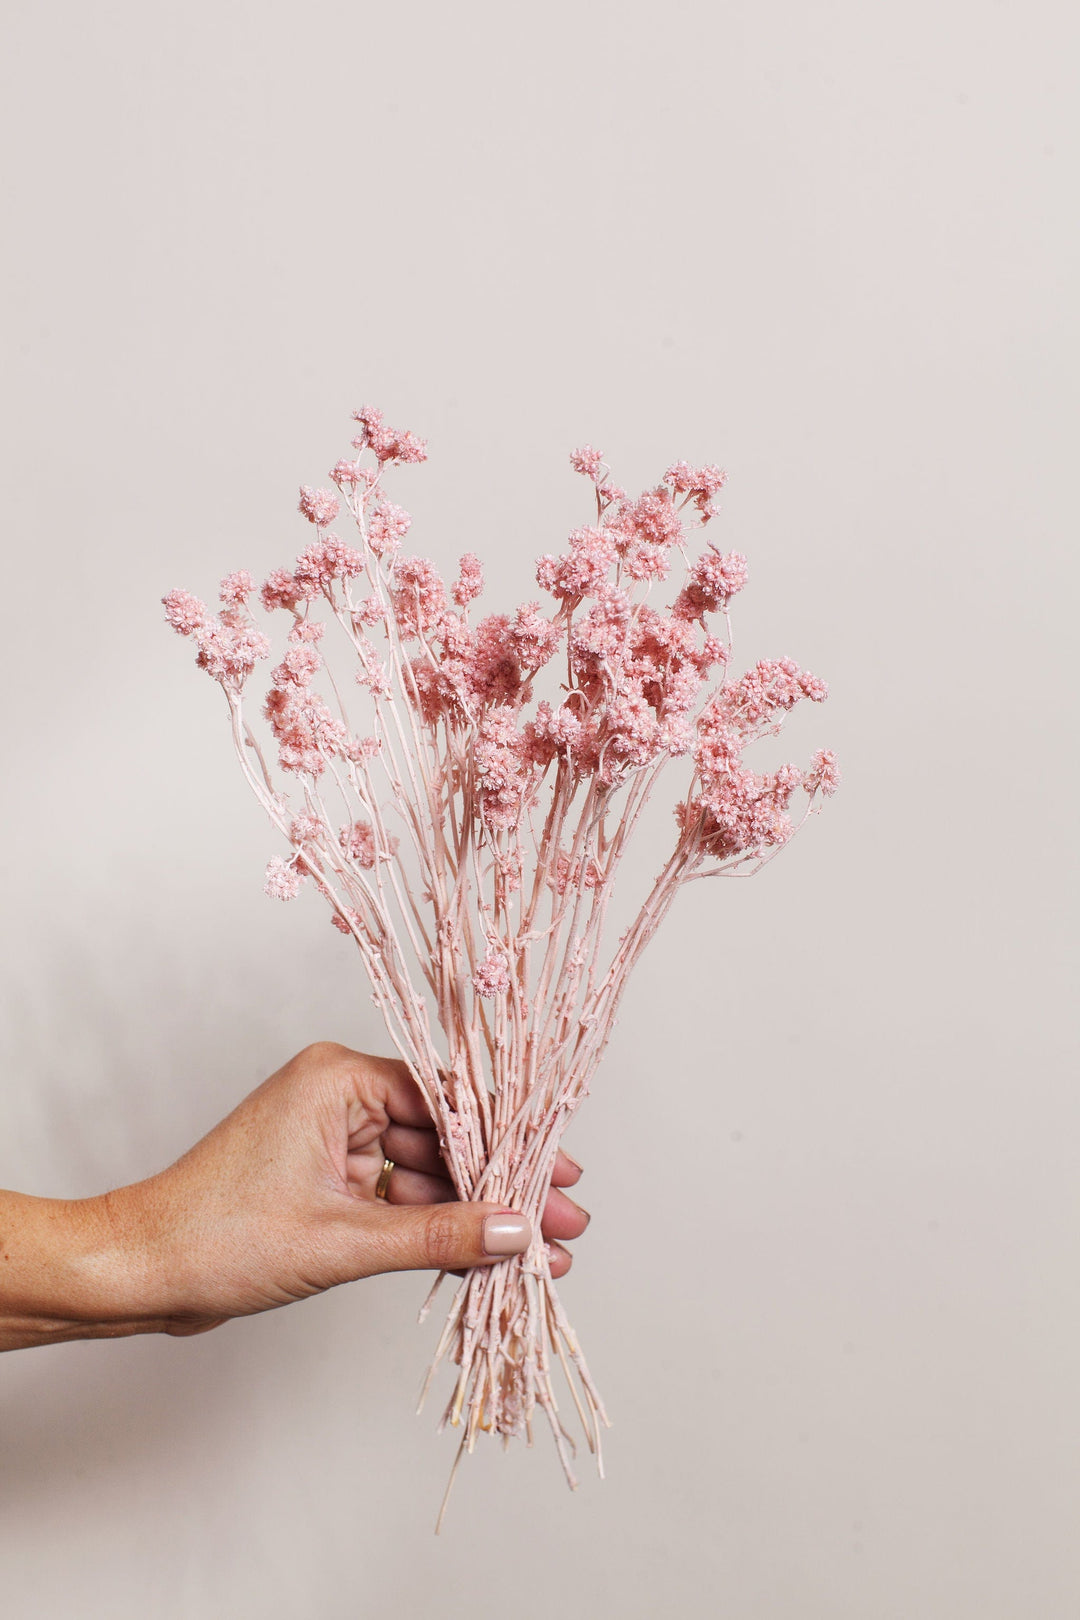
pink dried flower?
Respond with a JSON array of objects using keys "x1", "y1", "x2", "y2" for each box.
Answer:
[
  {"x1": 664, "y1": 459, "x2": 695, "y2": 493},
  {"x1": 507, "y1": 602, "x2": 560, "y2": 669},
  {"x1": 388, "y1": 428, "x2": 428, "y2": 464},
  {"x1": 350, "y1": 405, "x2": 385, "y2": 445},
  {"x1": 219, "y1": 570, "x2": 254, "y2": 607},
  {"x1": 351, "y1": 406, "x2": 428, "y2": 465},
  {"x1": 294, "y1": 534, "x2": 365, "y2": 597},
  {"x1": 192, "y1": 615, "x2": 270, "y2": 688},
  {"x1": 569, "y1": 445, "x2": 604, "y2": 479},
  {"x1": 613, "y1": 487, "x2": 682, "y2": 551},
  {"x1": 536, "y1": 526, "x2": 617, "y2": 601},
  {"x1": 340, "y1": 819, "x2": 398, "y2": 868},
  {"x1": 353, "y1": 596, "x2": 387, "y2": 629},
  {"x1": 719, "y1": 553, "x2": 749, "y2": 596},
  {"x1": 663, "y1": 664, "x2": 704, "y2": 714},
  {"x1": 356, "y1": 659, "x2": 391, "y2": 699},
  {"x1": 473, "y1": 946, "x2": 511, "y2": 997},
  {"x1": 264, "y1": 855, "x2": 304, "y2": 900},
  {"x1": 622, "y1": 539, "x2": 672, "y2": 583},
  {"x1": 458, "y1": 604, "x2": 558, "y2": 710},
  {"x1": 407, "y1": 659, "x2": 461, "y2": 725},
  {"x1": 264, "y1": 687, "x2": 347, "y2": 775},
  {"x1": 658, "y1": 714, "x2": 694, "y2": 755},
  {"x1": 473, "y1": 711, "x2": 534, "y2": 830},
  {"x1": 340, "y1": 820, "x2": 377, "y2": 868},
  {"x1": 260, "y1": 569, "x2": 305, "y2": 613},
  {"x1": 272, "y1": 643, "x2": 321, "y2": 686},
  {"x1": 599, "y1": 688, "x2": 660, "y2": 780},
  {"x1": 677, "y1": 763, "x2": 798, "y2": 864},
  {"x1": 467, "y1": 614, "x2": 528, "y2": 708},
  {"x1": 452, "y1": 552, "x2": 484, "y2": 607},
  {"x1": 523, "y1": 701, "x2": 584, "y2": 766},
  {"x1": 698, "y1": 657, "x2": 814, "y2": 748},
  {"x1": 433, "y1": 609, "x2": 473, "y2": 664},
  {"x1": 391, "y1": 556, "x2": 447, "y2": 640},
  {"x1": 368, "y1": 500, "x2": 412, "y2": 557},
  {"x1": 665, "y1": 460, "x2": 727, "y2": 500},
  {"x1": 298, "y1": 486, "x2": 340, "y2": 527},
  {"x1": 288, "y1": 619, "x2": 324, "y2": 644},
  {"x1": 289, "y1": 815, "x2": 322, "y2": 843},
  {"x1": 570, "y1": 587, "x2": 632, "y2": 690},
  {"x1": 672, "y1": 549, "x2": 748, "y2": 621},
  {"x1": 162, "y1": 589, "x2": 209, "y2": 636},
  {"x1": 694, "y1": 464, "x2": 727, "y2": 497},
  {"x1": 330, "y1": 458, "x2": 363, "y2": 487},
  {"x1": 804, "y1": 747, "x2": 841, "y2": 797},
  {"x1": 626, "y1": 609, "x2": 707, "y2": 715}
]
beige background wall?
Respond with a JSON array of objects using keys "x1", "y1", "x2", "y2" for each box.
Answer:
[{"x1": 1, "y1": 3, "x2": 1076, "y2": 1616}]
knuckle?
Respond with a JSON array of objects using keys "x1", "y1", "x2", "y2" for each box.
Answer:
[
  {"x1": 298, "y1": 1039, "x2": 345, "y2": 1066},
  {"x1": 423, "y1": 1207, "x2": 464, "y2": 1270}
]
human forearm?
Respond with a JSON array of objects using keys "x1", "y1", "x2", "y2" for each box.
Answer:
[{"x1": 0, "y1": 1188, "x2": 167, "y2": 1351}]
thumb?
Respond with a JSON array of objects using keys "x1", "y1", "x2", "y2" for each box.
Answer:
[{"x1": 368, "y1": 1201, "x2": 533, "y2": 1275}]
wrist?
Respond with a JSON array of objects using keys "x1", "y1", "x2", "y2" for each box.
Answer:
[{"x1": 0, "y1": 1186, "x2": 168, "y2": 1351}]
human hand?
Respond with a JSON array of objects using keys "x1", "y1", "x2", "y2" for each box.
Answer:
[{"x1": 121, "y1": 1041, "x2": 589, "y2": 1336}]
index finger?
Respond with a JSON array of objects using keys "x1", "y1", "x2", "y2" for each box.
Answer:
[{"x1": 359, "y1": 1053, "x2": 440, "y2": 1131}]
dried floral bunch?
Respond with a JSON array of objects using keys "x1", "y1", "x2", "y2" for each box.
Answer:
[{"x1": 164, "y1": 407, "x2": 838, "y2": 1504}]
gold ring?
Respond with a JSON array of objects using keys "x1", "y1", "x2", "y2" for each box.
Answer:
[{"x1": 375, "y1": 1158, "x2": 394, "y2": 1200}]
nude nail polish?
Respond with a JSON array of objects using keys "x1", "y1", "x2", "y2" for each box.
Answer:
[{"x1": 482, "y1": 1212, "x2": 531, "y2": 1256}]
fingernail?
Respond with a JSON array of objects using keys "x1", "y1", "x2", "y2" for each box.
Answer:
[
  {"x1": 568, "y1": 1199, "x2": 591, "y2": 1228},
  {"x1": 561, "y1": 1151, "x2": 584, "y2": 1175},
  {"x1": 482, "y1": 1212, "x2": 531, "y2": 1256}
]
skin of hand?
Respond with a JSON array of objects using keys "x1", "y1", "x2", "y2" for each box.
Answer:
[{"x1": 0, "y1": 1042, "x2": 589, "y2": 1352}]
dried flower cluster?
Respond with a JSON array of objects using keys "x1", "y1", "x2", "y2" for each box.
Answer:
[{"x1": 165, "y1": 407, "x2": 837, "y2": 1510}]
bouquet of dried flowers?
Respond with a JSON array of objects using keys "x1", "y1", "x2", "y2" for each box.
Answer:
[{"x1": 164, "y1": 408, "x2": 837, "y2": 1507}]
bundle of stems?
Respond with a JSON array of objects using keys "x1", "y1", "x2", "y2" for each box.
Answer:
[{"x1": 165, "y1": 409, "x2": 837, "y2": 1506}]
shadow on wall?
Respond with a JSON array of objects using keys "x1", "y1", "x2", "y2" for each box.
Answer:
[
  {"x1": 0, "y1": 1324, "x2": 256, "y2": 1512},
  {"x1": 0, "y1": 1273, "x2": 397, "y2": 1516}
]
